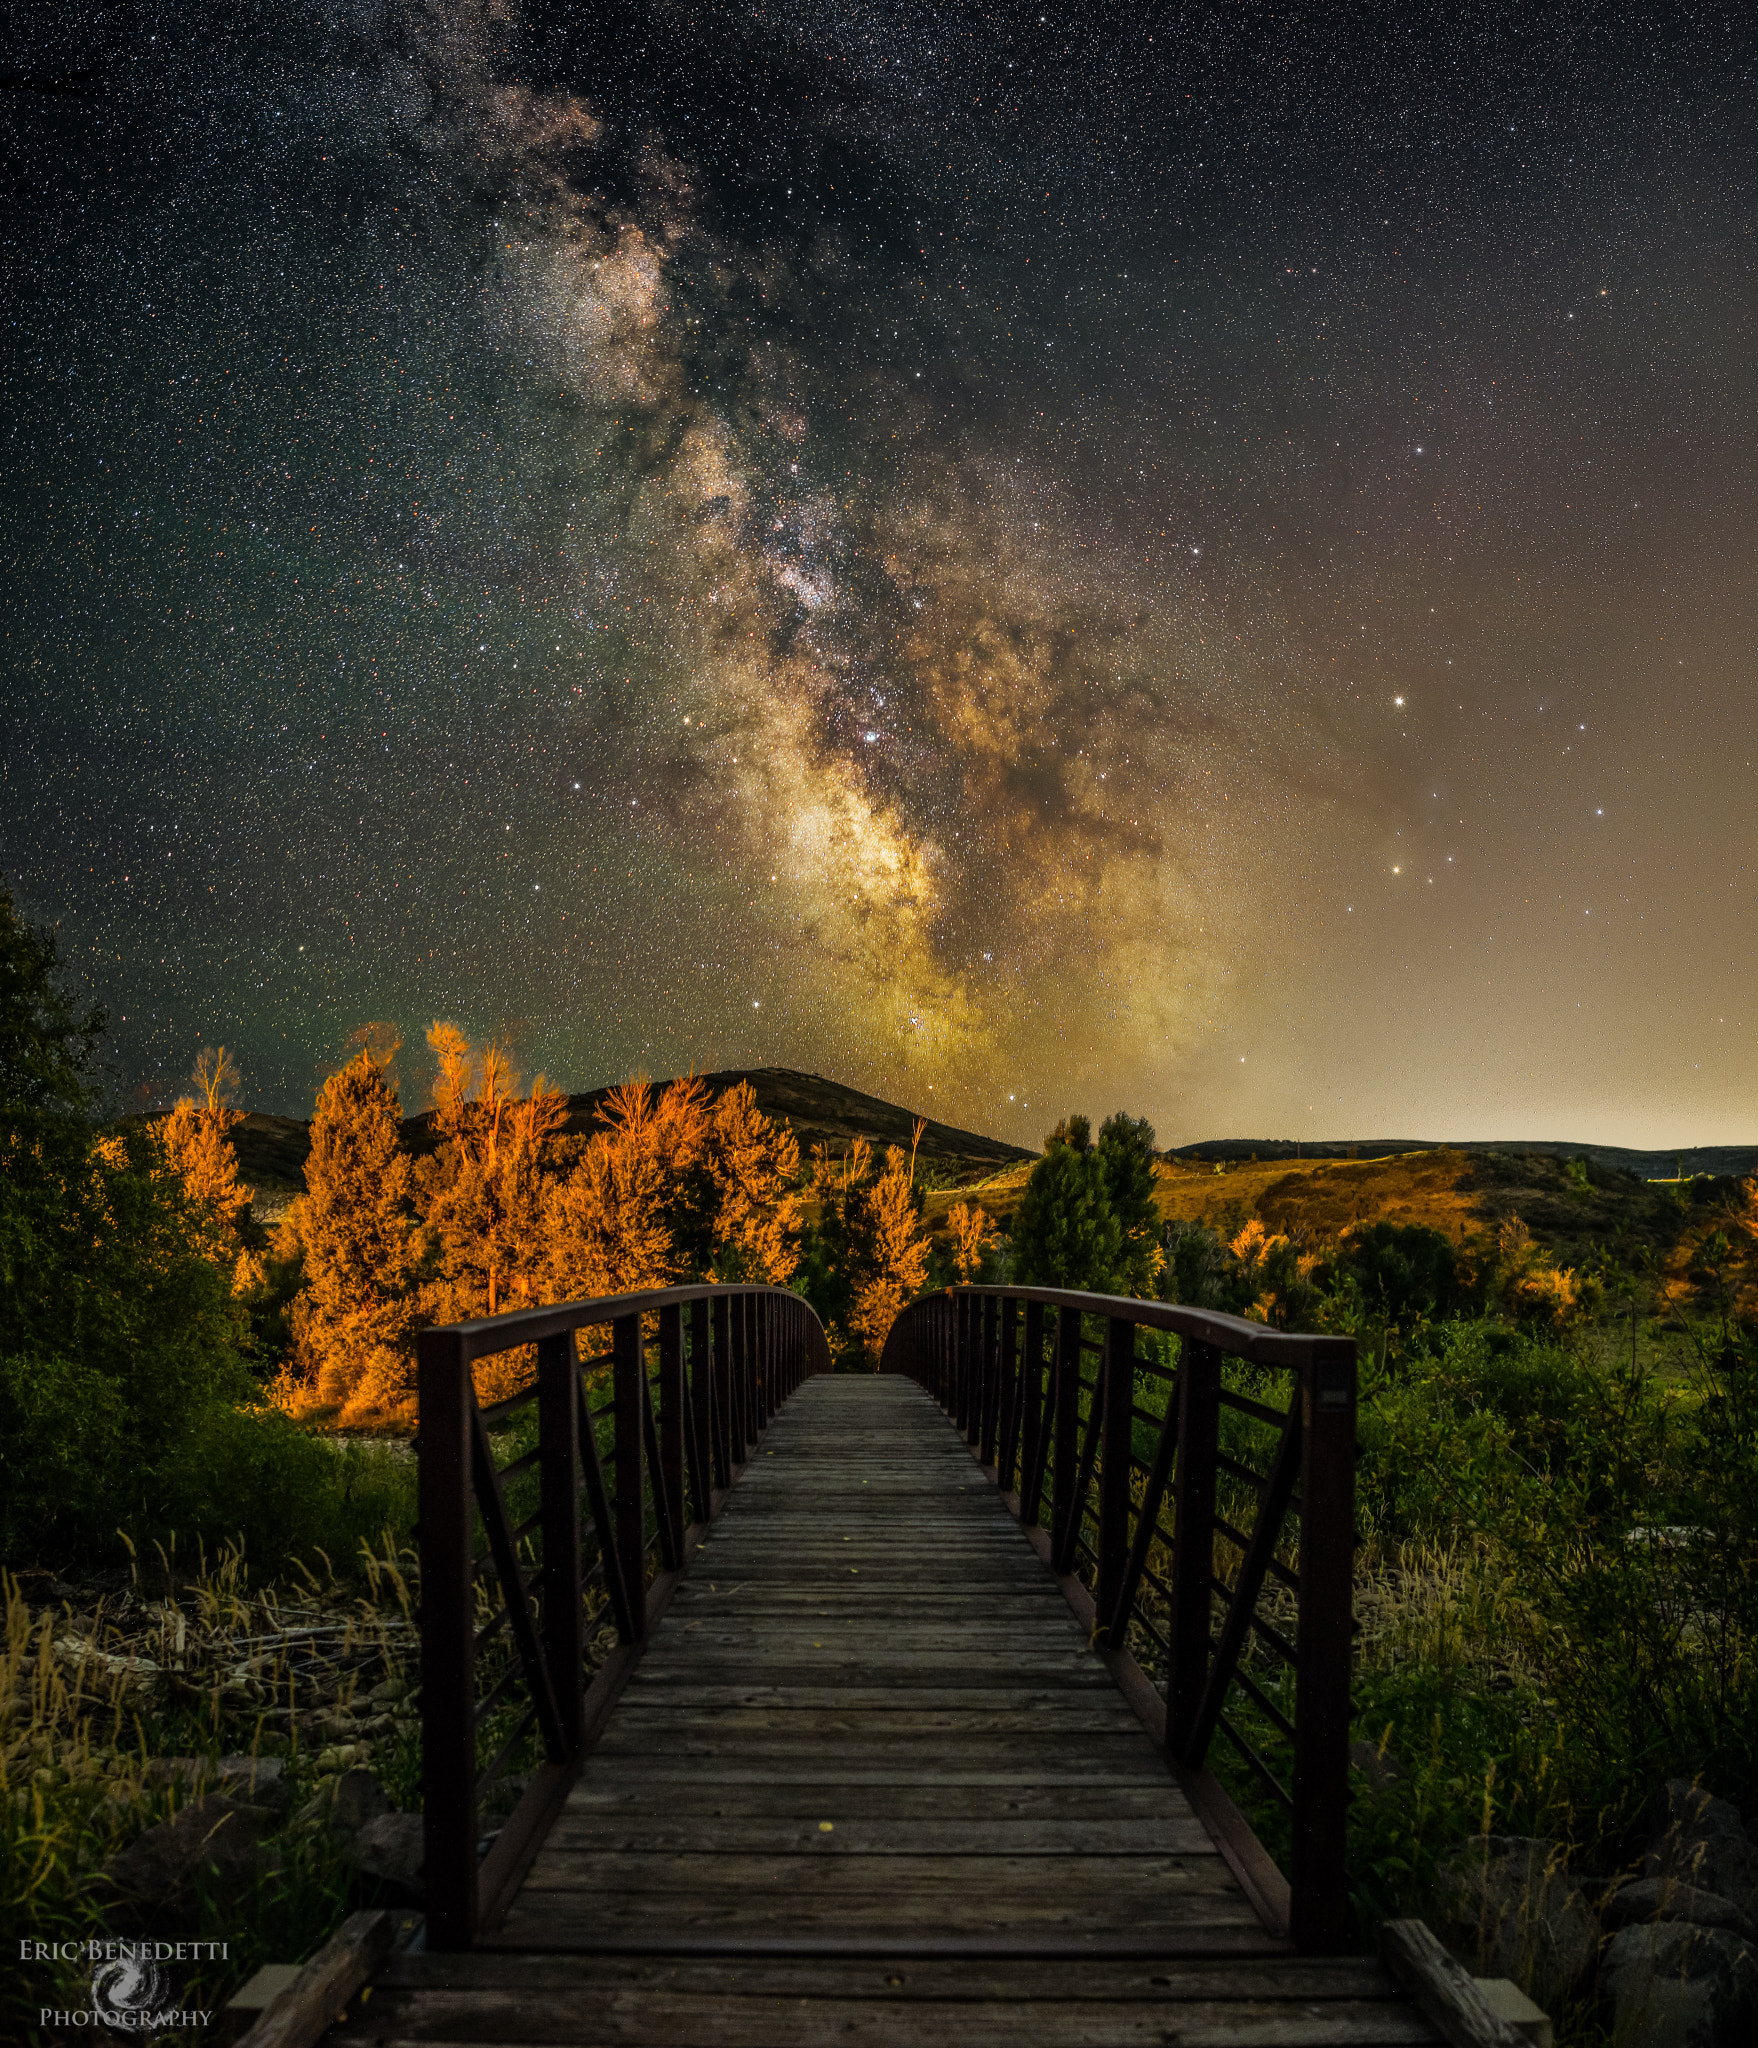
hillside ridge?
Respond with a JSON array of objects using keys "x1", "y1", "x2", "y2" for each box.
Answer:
[
  {"x1": 1171, "y1": 1138, "x2": 1758, "y2": 1178},
  {"x1": 223, "y1": 1067, "x2": 1034, "y2": 1191}
]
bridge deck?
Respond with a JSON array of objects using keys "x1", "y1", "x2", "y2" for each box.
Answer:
[{"x1": 335, "y1": 1376, "x2": 1435, "y2": 2044}]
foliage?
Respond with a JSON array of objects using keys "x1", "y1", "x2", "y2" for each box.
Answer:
[
  {"x1": 1, "y1": 1546, "x2": 417, "y2": 2041},
  {"x1": 0, "y1": 1118, "x2": 256, "y2": 1562},
  {"x1": 800, "y1": 1135, "x2": 931, "y2": 1364},
  {"x1": 708, "y1": 1080, "x2": 804, "y2": 1283},
  {"x1": 1012, "y1": 1117, "x2": 1124, "y2": 1292},
  {"x1": 1340, "y1": 1220, "x2": 1458, "y2": 1333},
  {"x1": 0, "y1": 882, "x2": 103, "y2": 1116},
  {"x1": 1327, "y1": 1313, "x2": 1758, "y2": 1950},
  {"x1": 1095, "y1": 1112, "x2": 1165, "y2": 1295},
  {"x1": 849, "y1": 1144, "x2": 931, "y2": 1359},
  {"x1": 946, "y1": 1198, "x2": 995, "y2": 1283},
  {"x1": 280, "y1": 1049, "x2": 422, "y2": 1424},
  {"x1": 421, "y1": 1022, "x2": 568, "y2": 1330}
]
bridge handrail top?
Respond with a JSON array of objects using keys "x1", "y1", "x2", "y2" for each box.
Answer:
[
  {"x1": 419, "y1": 1283, "x2": 812, "y2": 1364},
  {"x1": 936, "y1": 1284, "x2": 1354, "y2": 1369}
]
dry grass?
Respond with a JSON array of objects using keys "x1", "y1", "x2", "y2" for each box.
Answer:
[{"x1": 3, "y1": 1542, "x2": 422, "y2": 2038}]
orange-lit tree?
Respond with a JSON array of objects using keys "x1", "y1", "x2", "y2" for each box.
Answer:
[
  {"x1": 707, "y1": 1079, "x2": 803, "y2": 1284},
  {"x1": 544, "y1": 1076, "x2": 713, "y2": 1301},
  {"x1": 420, "y1": 1021, "x2": 569, "y2": 1327},
  {"x1": 946, "y1": 1198, "x2": 995, "y2": 1284},
  {"x1": 848, "y1": 1141, "x2": 931, "y2": 1361},
  {"x1": 160, "y1": 1045, "x2": 258, "y2": 1289},
  {"x1": 282, "y1": 1045, "x2": 421, "y2": 1422}
]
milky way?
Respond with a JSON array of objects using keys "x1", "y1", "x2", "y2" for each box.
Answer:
[{"x1": 4, "y1": 2, "x2": 1755, "y2": 1145}]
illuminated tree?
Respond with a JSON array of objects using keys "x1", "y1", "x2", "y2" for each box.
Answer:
[
  {"x1": 420, "y1": 1021, "x2": 568, "y2": 1327},
  {"x1": 848, "y1": 1142, "x2": 931, "y2": 1360},
  {"x1": 946, "y1": 1198, "x2": 994, "y2": 1284},
  {"x1": 161, "y1": 1046, "x2": 256, "y2": 1284},
  {"x1": 284, "y1": 1046, "x2": 420, "y2": 1419},
  {"x1": 544, "y1": 1076, "x2": 710, "y2": 1301},
  {"x1": 707, "y1": 1080, "x2": 802, "y2": 1283}
]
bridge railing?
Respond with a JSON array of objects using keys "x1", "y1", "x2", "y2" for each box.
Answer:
[
  {"x1": 880, "y1": 1286, "x2": 1356, "y2": 1952},
  {"x1": 417, "y1": 1283, "x2": 830, "y2": 1948}
]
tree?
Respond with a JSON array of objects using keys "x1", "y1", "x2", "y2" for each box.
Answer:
[
  {"x1": 707, "y1": 1080, "x2": 803, "y2": 1283},
  {"x1": 848, "y1": 1142, "x2": 932, "y2": 1361},
  {"x1": 0, "y1": 881, "x2": 102, "y2": 1115},
  {"x1": 947, "y1": 1198, "x2": 995, "y2": 1283},
  {"x1": 1095, "y1": 1112, "x2": 1164, "y2": 1296},
  {"x1": 1342, "y1": 1220, "x2": 1457, "y2": 1332},
  {"x1": 544, "y1": 1076, "x2": 712, "y2": 1301},
  {"x1": 0, "y1": 896, "x2": 251, "y2": 1557},
  {"x1": 161, "y1": 1045, "x2": 257, "y2": 1286},
  {"x1": 420, "y1": 1021, "x2": 568, "y2": 1326},
  {"x1": 284, "y1": 1047, "x2": 421, "y2": 1420},
  {"x1": 1012, "y1": 1118, "x2": 1124, "y2": 1292}
]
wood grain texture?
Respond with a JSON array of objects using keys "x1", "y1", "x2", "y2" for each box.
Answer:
[{"x1": 338, "y1": 1377, "x2": 1428, "y2": 2047}]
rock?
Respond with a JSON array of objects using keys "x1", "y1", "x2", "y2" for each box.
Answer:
[
  {"x1": 354, "y1": 1812, "x2": 424, "y2": 1905},
  {"x1": 143, "y1": 1754, "x2": 288, "y2": 1813},
  {"x1": 1348, "y1": 1738, "x2": 1406, "y2": 1792},
  {"x1": 1600, "y1": 1921, "x2": 1758, "y2": 2048},
  {"x1": 1432, "y1": 1835, "x2": 1600, "y2": 2011},
  {"x1": 1605, "y1": 1878, "x2": 1755, "y2": 1943},
  {"x1": 1644, "y1": 1782, "x2": 1758, "y2": 1921},
  {"x1": 105, "y1": 1794, "x2": 270, "y2": 1911},
  {"x1": 330, "y1": 1767, "x2": 392, "y2": 1840}
]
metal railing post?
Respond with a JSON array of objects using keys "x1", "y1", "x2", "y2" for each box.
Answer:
[
  {"x1": 997, "y1": 1296, "x2": 1021, "y2": 1494},
  {"x1": 657, "y1": 1304, "x2": 686, "y2": 1563},
  {"x1": 418, "y1": 1325, "x2": 478, "y2": 1949},
  {"x1": 612, "y1": 1311, "x2": 647, "y2": 1639},
  {"x1": 687, "y1": 1298, "x2": 712, "y2": 1521},
  {"x1": 1291, "y1": 1339, "x2": 1358, "y2": 1952},
  {"x1": 1097, "y1": 1315, "x2": 1135, "y2": 1628},
  {"x1": 1167, "y1": 1337, "x2": 1221, "y2": 1754},
  {"x1": 537, "y1": 1330, "x2": 584, "y2": 1754},
  {"x1": 979, "y1": 1294, "x2": 1001, "y2": 1467},
  {"x1": 1020, "y1": 1300, "x2": 1047, "y2": 1522},
  {"x1": 711, "y1": 1293, "x2": 732, "y2": 1487},
  {"x1": 1050, "y1": 1306, "x2": 1082, "y2": 1573}
]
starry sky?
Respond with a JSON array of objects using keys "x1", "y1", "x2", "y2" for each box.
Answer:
[{"x1": 3, "y1": 0, "x2": 1755, "y2": 1147}]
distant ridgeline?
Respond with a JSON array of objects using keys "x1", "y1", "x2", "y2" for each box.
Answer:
[
  {"x1": 222, "y1": 1067, "x2": 1035, "y2": 1195},
  {"x1": 1171, "y1": 1138, "x2": 1758, "y2": 1180}
]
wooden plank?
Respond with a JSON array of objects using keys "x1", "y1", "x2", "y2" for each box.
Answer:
[
  {"x1": 492, "y1": 1892, "x2": 1267, "y2": 1940},
  {"x1": 1378, "y1": 1921, "x2": 1526, "y2": 2048},
  {"x1": 557, "y1": 1782, "x2": 1198, "y2": 1820},
  {"x1": 539, "y1": 1816, "x2": 1218, "y2": 1855},
  {"x1": 515, "y1": 1852, "x2": 1238, "y2": 1895},
  {"x1": 239, "y1": 1909, "x2": 393, "y2": 2048},
  {"x1": 329, "y1": 1990, "x2": 1435, "y2": 2046},
  {"x1": 361, "y1": 1952, "x2": 1407, "y2": 2000},
  {"x1": 613, "y1": 1684, "x2": 1123, "y2": 1707},
  {"x1": 598, "y1": 1705, "x2": 1147, "y2": 1735}
]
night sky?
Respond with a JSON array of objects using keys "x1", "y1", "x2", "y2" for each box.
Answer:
[{"x1": 4, "y1": 1, "x2": 1754, "y2": 1147}]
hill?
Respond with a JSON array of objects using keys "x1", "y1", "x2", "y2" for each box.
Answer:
[
  {"x1": 224, "y1": 1068, "x2": 1033, "y2": 1200},
  {"x1": 922, "y1": 1143, "x2": 1750, "y2": 1272},
  {"x1": 1169, "y1": 1136, "x2": 1758, "y2": 1179}
]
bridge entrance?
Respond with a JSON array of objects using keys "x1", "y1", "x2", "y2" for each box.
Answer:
[{"x1": 318, "y1": 1290, "x2": 1443, "y2": 2045}]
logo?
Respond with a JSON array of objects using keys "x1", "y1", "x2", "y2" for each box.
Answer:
[
  {"x1": 90, "y1": 1955, "x2": 171, "y2": 2023},
  {"x1": 21, "y1": 1938, "x2": 221, "y2": 2031}
]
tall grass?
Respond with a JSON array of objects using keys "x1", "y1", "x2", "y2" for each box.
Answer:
[{"x1": 3, "y1": 1537, "x2": 421, "y2": 2042}]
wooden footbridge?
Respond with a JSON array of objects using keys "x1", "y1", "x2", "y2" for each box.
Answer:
[{"x1": 322, "y1": 1284, "x2": 1464, "y2": 2047}]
